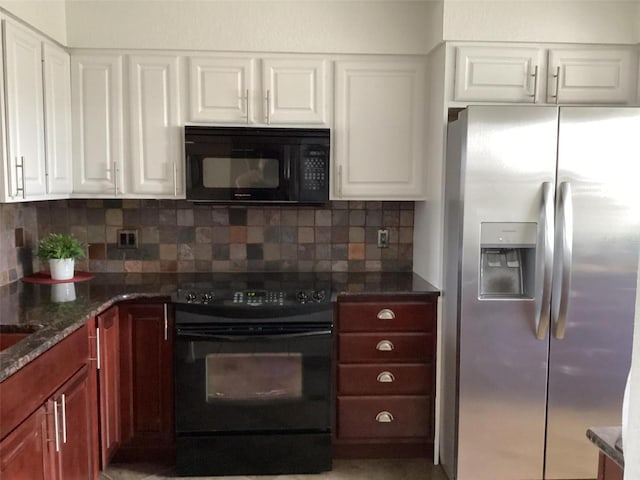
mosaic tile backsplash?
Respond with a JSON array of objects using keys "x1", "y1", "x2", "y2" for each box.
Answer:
[
  {"x1": 0, "y1": 203, "x2": 38, "y2": 286},
  {"x1": 34, "y1": 199, "x2": 414, "y2": 274}
]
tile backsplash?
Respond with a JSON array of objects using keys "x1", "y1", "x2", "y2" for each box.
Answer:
[
  {"x1": 0, "y1": 203, "x2": 38, "y2": 286},
  {"x1": 34, "y1": 199, "x2": 414, "y2": 275}
]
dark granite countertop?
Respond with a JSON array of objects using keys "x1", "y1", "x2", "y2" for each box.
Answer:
[
  {"x1": 587, "y1": 426, "x2": 624, "y2": 468},
  {"x1": 0, "y1": 271, "x2": 439, "y2": 382}
]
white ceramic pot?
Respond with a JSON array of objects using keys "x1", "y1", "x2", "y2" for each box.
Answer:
[
  {"x1": 49, "y1": 258, "x2": 75, "y2": 281},
  {"x1": 51, "y1": 282, "x2": 76, "y2": 303}
]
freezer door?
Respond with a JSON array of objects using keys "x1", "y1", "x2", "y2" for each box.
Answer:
[
  {"x1": 455, "y1": 106, "x2": 558, "y2": 480},
  {"x1": 545, "y1": 107, "x2": 640, "y2": 479}
]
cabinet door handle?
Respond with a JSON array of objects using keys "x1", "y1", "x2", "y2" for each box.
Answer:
[
  {"x1": 550, "y1": 65, "x2": 561, "y2": 104},
  {"x1": 245, "y1": 89, "x2": 250, "y2": 124},
  {"x1": 376, "y1": 340, "x2": 394, "y2": 352},
  {"x1": 15, "y1": 156, "x2": 26, "y2": 199},
  {"x1": 53, "y1": 400, "x2": 61, "y2": 452},
  {"x1": 164, "y1": 303, "x2": 169, "y2": 341},
  {"x1": 376, "y1": 371, "x2": 395, "y2": 383},
  {"x1": 376, "y1": 308, "x2": 395, "y2": 320},
  {"x1": 112, "y1": 161, "x2": 118, "y2": 196},
  {"x1": 529, "y1": 65, "x2": 539, "y2": 103},
  {"x1": 60, "y1": 394, "x2": 67, "y2": 444},
  {"x1": 89, "y1": 328, "x2": 101, "y2": 369},
  {"x1": 337, "y1": 165, "x2": 343, "y2": 198},
  {"x1": 265, "y1": 89, "x2": 271, "y2": 124},
  {"x1": 173, "y1": 161, "x2": 178, "y2": 196},
  {"x1": 375, "y1": 411, "x2": 394, "y2": 423}
]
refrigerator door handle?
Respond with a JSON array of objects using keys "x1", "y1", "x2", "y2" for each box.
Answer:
[
  {"x1": 552, "y1": 181, "x2": 573, "y2": 339},
  {"x1": 535, "y1": 181, "x2": 555, "y2": 339}
]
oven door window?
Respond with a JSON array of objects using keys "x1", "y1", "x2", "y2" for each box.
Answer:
[
  {"x1": 206, "y1": 353, "x2": 302, "y2": 401},
  {"x1": 175, "y1": 332, "x2": 332, "y2": 434}
]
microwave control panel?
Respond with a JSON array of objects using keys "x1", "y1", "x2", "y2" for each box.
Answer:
[{"x1": 300, "y1": 146, "x2": 329, "y2": 200}]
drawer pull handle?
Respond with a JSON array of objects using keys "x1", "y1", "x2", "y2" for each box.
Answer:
[
  {"x1": 376, "y1": 340, "x2": 394, "y2": 351},
  {"x1": 377, "y1": 371, "x2": 395, "y2": 383},
  {"x1": 377, "y1": 308, "x2": 395, "y2": 320},
  {"x1": 375, "y1": 411, "x2": 394, "y2": 423}
]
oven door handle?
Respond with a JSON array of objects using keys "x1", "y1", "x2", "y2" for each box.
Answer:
[{"x1": 176, "y1": 329, "x2": 332, "y2": 341}]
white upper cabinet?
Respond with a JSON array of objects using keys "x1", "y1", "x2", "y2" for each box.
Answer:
[
  {"x1": 453, "y1": 44, "x2": 639, "y2": 105},
  {"x1": 128, "y1": 54, "x2": 182, "y2": 197},
  {"x1": 71, "y1": 53, "x2": 125, "y2": 196},
  {"x1": 188, "y1": 55, "x2": 330, "y2": 126},
  {"x1": 0, "y1": 19, "x2": 72, "y2": 203},
  {"x1": 188, "y1": 56, "x2": 254, "y2": 124},
  {"x1": 43, "y1": 43, "x2": 73, "y2": 196},
  {"x1": 334, "y1": 58, "x2": 426, "y2": 200},
  {"x1": 547, "y1": 47, "x2": 637, "y2": 104},
  {"x1": 261, "y1": 58, "x2": 328, "y2": 125},
  {"x1": 3, "y1": 20, "x2": 47, "y2": 200},
  {"x1": 454, "y1": 45, "x2": 545, "y2": 103}
]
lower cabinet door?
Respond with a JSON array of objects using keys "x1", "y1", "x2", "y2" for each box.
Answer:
[
  {"x1": 337, "y1": 396, "x2": 431, "y2": 439},
  {"x1": 0, "y1": 405, "x2": 49, "y2": 480},
  {"x1": 49, "y1": 365, "x2": 94, "y2": 480},
  {"x1": 119, "y1": 303, "x2": 174, "y2": 452}
]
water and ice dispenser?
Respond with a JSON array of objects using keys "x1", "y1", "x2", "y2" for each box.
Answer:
[{"x1": 479, "y1": 223, "x2": 537, "y2": 299}]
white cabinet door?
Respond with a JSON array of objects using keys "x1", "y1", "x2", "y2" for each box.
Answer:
[
  {"x1": 188, "y1": 56, "x2": 254, "y2": 123},
  {"x1": 262, "y1": 58, "x2": 328, "y2": 125},
  {"x1": 43, "y1": 43, "x2": 73, "y2": 196},
  {"x1": 71, "y1": 54, "x2": 125, "y2": 196},
  {"x1": 128, "y1": 54, "x2": 182, "y2": 197},
  {"x1": 454, "y1": 46, "x2": 545, "y2": 103},
  {"x1": 3, "y1": 20, "x2": 46, "y2": 199},
  {"x1": 547, "y1": 47, "x2": 637, "y2": 104},
  {"x1": 334, "y1": 59, "x2": 425, "y2": 200}
]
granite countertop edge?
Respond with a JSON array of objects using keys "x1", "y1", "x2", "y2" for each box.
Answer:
[
  {"x1": 0, "y1": 272, "x2": 439, "y2": 383},
  {"x1": 587, "y1": 426, "x2": 624, "y2": 468}
]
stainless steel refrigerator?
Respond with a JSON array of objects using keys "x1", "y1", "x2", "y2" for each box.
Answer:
[{"x1": 440, "y1": 106, "x2": 640, "y2": 480}]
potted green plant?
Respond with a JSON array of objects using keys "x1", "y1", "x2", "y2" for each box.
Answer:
[{"x1": 36, "y1": 233, "x2": 86, "y2": 280}]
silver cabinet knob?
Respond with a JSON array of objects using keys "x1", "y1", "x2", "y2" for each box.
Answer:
[
  {"x1": 375, "y1": 411, "x2": 394, "y2": 423},
  {"x1": 376, "y1": 308, "x2": 395, "y2": 320},
  {"x1": 376, "y1": 340, "x2": 394, "y2": 351},
  {"x1": 376, "y1": 371, "x2": 395, "y2": 383}
]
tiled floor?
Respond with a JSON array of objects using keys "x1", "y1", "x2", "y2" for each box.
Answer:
[{"x1": 100, "y1": 459, "x2": 448, "y2": 480}]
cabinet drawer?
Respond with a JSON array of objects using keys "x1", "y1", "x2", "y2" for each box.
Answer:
[
  {"x1": 339, "y1": 333, "x2": 432, "y2": 363},
  {"x1": 338, "y1": 364, "x2": 432, "y2": 395},
  {"x1": 338, "y1": 302, "x2": 433, "y2": 332},
  {"x1": 337, "y1": 396, "x2": 431, "y2": 439}
]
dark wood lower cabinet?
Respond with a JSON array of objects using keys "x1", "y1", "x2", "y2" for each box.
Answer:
[
  {"x1": 116, "y1": 303, "x2": 174, "y2": 462},
  {"x1": 49, "y1": 365, "x2": 94, "y2": 480},
  {"x1": 598, "y1": 452, "x2": 624, "y2": 480},
  {"x1": 96, "y1": 306, "x2": 121, "y2": 468},
  {"x1": 0, "y1": 406, "x2": 49, "y2": 480}
]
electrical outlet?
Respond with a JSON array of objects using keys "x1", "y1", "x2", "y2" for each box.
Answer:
[
  {"x1": 377, "y1": 228, "x2": 389, "y2": 248},
  {"x1": 117, "y1": 229, "x2": 138, "y2": 249}
]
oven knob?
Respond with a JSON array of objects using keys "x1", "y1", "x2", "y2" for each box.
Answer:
[
  {"x1": 297, "y1": 291, "x2": 309, "y2": 303},
  {"x1": 185, "y1": 292, "x2": 197, "y2": 303},
  {"x1": 202, "y1": 292, "x2": 214, "y2": 303},
  {"x1": 312, "y1": 289, "x2": 327, "y2": 302}
]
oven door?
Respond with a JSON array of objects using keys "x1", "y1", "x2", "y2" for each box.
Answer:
[{"x1": 174, "y1": 323, "x2": 332, "y2": 434}]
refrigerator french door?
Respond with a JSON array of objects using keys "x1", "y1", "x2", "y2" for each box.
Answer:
[{"x1": 440, "y1": 106, "x2": 640, "y2": 480}]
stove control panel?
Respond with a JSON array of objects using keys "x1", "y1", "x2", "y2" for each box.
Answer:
[{"x1": 174, "y1": 288, "x2": 331, "y2": 306}]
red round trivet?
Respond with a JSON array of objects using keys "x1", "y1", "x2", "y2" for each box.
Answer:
[{"x1": 21, "y1": 271, "x2": 95, "y2": 284}]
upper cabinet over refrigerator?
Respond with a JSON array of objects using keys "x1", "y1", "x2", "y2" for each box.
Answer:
[{"x1": 441, "y1": 105, "x2": 640, "y2": 480}]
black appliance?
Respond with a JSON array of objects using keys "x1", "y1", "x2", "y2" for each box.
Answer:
[
  {"x1": 185, "y1": 126, "x2": 330, "y2": 204},
  {"x1": 173, "y1": 283, "x2": 333, "y2": 477}
]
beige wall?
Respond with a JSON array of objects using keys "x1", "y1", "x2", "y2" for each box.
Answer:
[
  {"x1": 442, "y1": 0, "x2": 639, "y2": 45},
  {"x1": 0, "y1": 0, "x2": 66, "y2": 44},
  {"x1": 65, "y1": 0, "x2": 442, "y2": 54}
]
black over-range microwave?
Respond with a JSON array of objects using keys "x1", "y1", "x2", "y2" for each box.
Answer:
[{"x1": 185, "y1": 126, "x2": 330, "y2": 204}]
